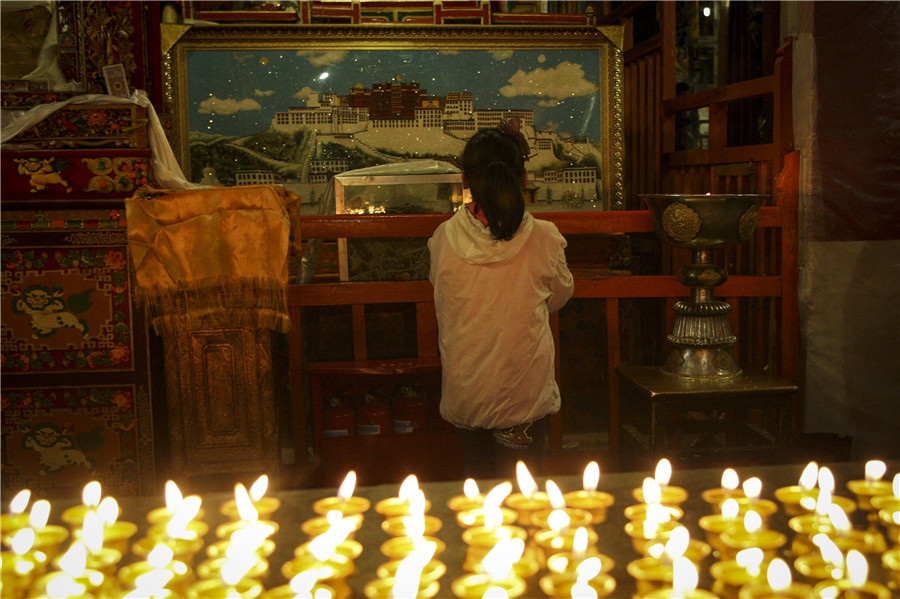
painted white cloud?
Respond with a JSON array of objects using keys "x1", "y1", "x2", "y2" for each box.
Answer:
[
  {"x1": 296, "y1": 50, "x2": 349, "y2": 67},
  {"x1": 253, "y1": 89, "x2": 274, "y2": 97},
  {"x1": 489, "y1": 49, "x2": 514, "y2": 61},
  {"x1": 292, "y1": 86, "x2": 318, "y2": 101},
  {"x1": 197, "y1": 96, "x2": 262, "y2": 115},
  {"x1": 499, "y1": 61, "x2": 598, "y2": 100}
]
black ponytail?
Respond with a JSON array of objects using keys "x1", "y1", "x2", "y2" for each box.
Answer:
[{"x1": 462, "y1": 128, "x2": 526, "y2": 241}]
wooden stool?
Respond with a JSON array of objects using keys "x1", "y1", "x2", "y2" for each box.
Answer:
[{"x1": 617, "y1": 364, "x2": 799, "y2": 469}]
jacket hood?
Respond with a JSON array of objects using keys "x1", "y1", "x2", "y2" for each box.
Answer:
[{"x1": 444, "y1": 206, "x2": 534, "y2": 264}]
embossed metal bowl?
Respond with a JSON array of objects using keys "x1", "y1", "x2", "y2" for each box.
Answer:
[{"x1": 642, "y1": 194, "x2": 767, "y2": 249}]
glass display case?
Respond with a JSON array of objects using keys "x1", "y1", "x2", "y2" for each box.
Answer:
[{"x1": 333, "y1": 161, "x2": 464, "y2": 281}]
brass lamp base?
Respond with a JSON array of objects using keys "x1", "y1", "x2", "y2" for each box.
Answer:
[{"x1": 643, "y1": 194, "x2": 767, "y2": 380}]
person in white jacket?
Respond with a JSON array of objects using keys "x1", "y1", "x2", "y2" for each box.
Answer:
[{"x1": 428, "y1": 125, "x2": 574, "y2": 479}]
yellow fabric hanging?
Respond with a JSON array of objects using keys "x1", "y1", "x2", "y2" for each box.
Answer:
[{"x1": 125, "y1": 184, "x2": 302, "y2": 335}]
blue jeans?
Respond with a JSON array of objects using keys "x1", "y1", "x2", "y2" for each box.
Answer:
[{"x1": 454, "y1": 417, "x2": 548, "y2": 481}]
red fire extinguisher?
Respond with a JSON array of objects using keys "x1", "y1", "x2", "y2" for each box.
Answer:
[
  {"x1": 393, "y1": 384, "x2": 429, "y2": 434},
  {"x1": 323, "y1": 395, "x2": 355, "y2": 437},
  {"x1": 357, "y1": 392, "x2": 391, "y2": 435}
]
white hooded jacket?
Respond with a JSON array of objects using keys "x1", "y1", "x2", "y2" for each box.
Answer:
[{"x1": 428, "y1": 206, "x2": 574, "y2": 430}]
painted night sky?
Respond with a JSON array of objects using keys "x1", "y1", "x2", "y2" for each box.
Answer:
[{"x1": 186, "y1": 47, "x2": 602, "y2": 139}]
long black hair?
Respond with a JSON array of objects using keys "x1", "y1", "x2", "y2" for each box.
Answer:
[{"x1": 461, "y1": 127, "x2": 527, "y2": 241}]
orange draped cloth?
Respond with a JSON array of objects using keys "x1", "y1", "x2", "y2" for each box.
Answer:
[{"x1": 125, "y1": 184, "x2": 302, "y2": 335}]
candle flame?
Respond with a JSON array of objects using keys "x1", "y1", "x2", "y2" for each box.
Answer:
[
  {"x1": 645, "y1": 502, "x2": 672, "y2": 524},
  {"x1": 392, "y1": 543, "x2": 434, "y2": 598},
  {"x1": 82, "y1": 511, "x2": 105, "y2": 554},
  {"x1": 766, "y1": 558, "x2": 792, "y2": 591},
  {"x1": 326, "y1": 509, "x2": 343, "y2": 525},
  {"x1": 864, "y1": 460, "x2": 886, "y2": 483},
  {"x1": 743, "y1": 510, "x2": 763, "y2": 534},
  {"x1": 228, "y1": 526, "x2": 270, "y2": 556},
  {"x1": 463, "y1": 478, "x2": 480, "y2": 500},
  {"x1": 338, "y1": 471, "x2": 357, "y2": 501},
  {"x1": 570, "y1": 582, "x2": 598, "y2": 599},
  {"x1": 654, "y1": 459, "x2": 672, "y2": 487},
  {"x1": 827, "y1": 504, "x2": 851, "y2": 535},
  {"x1": 166, "y1": 495, "x2": 201, "y2": 540},
  {"x1": 642, "y1": 518, "x2": 660, "y2": 540},
  {"x1": 515, "y1": 461, "x2": 537, "y2": 498},
  {"x1": 220, "y1": 553, "x2": 255, "y2": 587},
  {"x1": 547, "y1": 509, "x2": 571, "y2": 533},
  {"x1": 664, "y1": 526, "x2": 690, "y2": 561},
  {"x1": 482, "y1": 588, "x2": 510, "y2": 599},
  {"x1": 133, "y1": 568, "x2": 174, "y2": 593},
  {"x1": 29, "y1": 499, "x2": 50, "y2": 530},
  {"x1": 82, "y1": 480, "x2": 102, "y2": 508},
  {"x1": 812, "y1": 534, "x2": 844, "y2": 571},
  {"x1": 46, "y1": 574, "x2": 86, "y2": 598},
  {"x1": 814, "y1": 486, "x2": 833, "y2": 517},
  {"x1": 576, "y1": 556, "x2": 603, "y2": 580},
  {"x1": 483, "y1": 502, "x2": 504, "y2": 531},
  {"x1": 484, "y1": 482, "x2": 512, "y2": 511},
  {"x1": 742, "y1": 477, "x2": 762, "y2": 500},
  {"x1": 481, "y1": 537, "x2": 524, "y2": 581},
  {"x1": 583, "y1": 461, "x2": 600, "y2": 493},
  {"x1": 164, "y1": 480, "x2": 183, "y2": 510},
  {"x1": 642, "y1": 477, "x2": 662, "y2": 504},
  {"x1": 147, "y1": 543, "x2": 175, "y2": 568},
  {"x1": 10, "y1": 489, "x2": 31, "y2": 515},
  {"x1": 799, "y1": 461, "x2": 819, "y2": 491},
  {"x1": 97, "y1": 496, "x2": 119, "y2": 525},
  {"x1": 402, "y1": 510, "x2": 425, "y2": 539},
  {"x1": 10, "y1": 528, "x2": 36, "y2": 555},
  {"x1": 398, "y1": 474, "x2": 419, "y2": 502},
  {"x1": 672, "y1": 556, "x2": 699, "y2": 592},
  {"x1": 59, "y1": 540, "x2": 88, "y2": 578},
  {"x1": 249, "y1": 474, "x2": 269, "y2": 502},
  {"x1": 818, "y1": 467, "x2": 835, "y2": 494},
  {"x1": 546, "y1": 480, "x2": 565, "y2": 509},
  {"x1": 736, "y1": 548, "x2": 764, "y2": 577},
  {"x1": 289, "y1": 570, "x2": 319, "y2": 595},
  {"x1": 721, "y1": 498, "x2": 740, "y2": 519},
  {"x1": 234, "y1": 483, "x2": 259, "y2": 522},
  {"x1": 846, "y1": 549, "x2": 869, "y2": 587},
  {"x1": 721, "y1": 468, "x2": 739, "y2": 491},
  {"x1": 572, "y1": 526, "x2": 589, "y2": 556},
  {"x1": 408, "y1": 489, "x2": 426, "y2": 516}
]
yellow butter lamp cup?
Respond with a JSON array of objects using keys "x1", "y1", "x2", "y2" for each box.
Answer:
[
  {"x1": 720, "y1": 510, "x2": 786, "y2": 561},
  {"x1": 645, "y1": 557, "x2": 718, "y2": 599},
  {"x1": 698, "y1": 497, "x2": 743, "y2": 554},
  {"x1": 711, "y1": 548, "x2": 769, "y2": 599},
  {"x1": 221, "y1": 475, "x2": 281, "y2": 520},
  {"x1": 1, "y1": 489, "x2": 34, "y2": 540},
  {"x1": 448, "y1": 478, "x2": 486, "y2": 513},
  {"x1": 61, "y1": 481, "x2": 105, "y2": 528},
  {"x1": 632, "y1": 460, "x2": 689, "y2": 506},
  {"x1": 562, "y1": 461, "x2": 615, "y2": 523},
  {"x1": 626, "y1": 526, "x2": 695, "y2": 598},
  {"x1": 775, "y1": 461, "x2": 821, "y2": 516},
  {"x1": 883, "y1": 546, "x2": 900, "y2": 591},
  {"x1": 265, "y1": 571, "x2": 338, "y2": 599},
  {"x1": 452, "y1": 536, "x2": 527, "y2": 599},
  {"x1": 702, "y1": 468, "x2": 745, "y2": 509},
  {"x1": 811, "y1": 549, "x2": 892, "y2": 599},
  {"x1": 375, "y1": 474, "x2": 432, "y2": 518},
  {"x1": 539, "y1": 555, "x2": 617, "y2": 598},
  {"x1": 505, "y1": 462, "x2": 550, "y2": 526},
  {"x1": 545, "y1": 526, "x2": 614, "y2": 576},
  {"x1": 738, "y1": 558, "x2": 813, "y2": 599},
  {"x1": 366, "y1": 541, "x2": 441, "y2": 599},
  {"x1": 846, "y1": 461, "x2": 894, "y2": 511},
  {"x1": 313, "y1": 470, "x2": 371, "y2": 517}
]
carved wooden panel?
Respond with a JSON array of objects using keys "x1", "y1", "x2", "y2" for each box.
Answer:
[{"x1": 163, "y1": 327, "x2": 280, "y2": 482}]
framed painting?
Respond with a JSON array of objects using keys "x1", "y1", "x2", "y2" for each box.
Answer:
[{"x1": 165, "y1": 24, "x2": 625, "y2": 211}]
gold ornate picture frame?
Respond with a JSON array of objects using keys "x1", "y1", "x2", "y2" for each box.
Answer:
[{"x1": 165, "y1": 24, "x2": 624, "y2": 210}]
